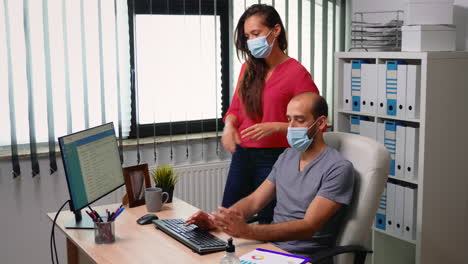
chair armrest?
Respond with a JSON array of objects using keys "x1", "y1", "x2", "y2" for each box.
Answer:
[{"x1": 312, "y1": 245, "x2": 372, "y2": 264}]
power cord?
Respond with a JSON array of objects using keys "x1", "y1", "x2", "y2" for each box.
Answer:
[{"x1": 50, "y1": 200, "x2": 70, "y2": 264}]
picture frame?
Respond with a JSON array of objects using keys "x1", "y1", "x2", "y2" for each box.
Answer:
[{"x1": 123, "y1": 164, "x2": 151, "y2": 208}]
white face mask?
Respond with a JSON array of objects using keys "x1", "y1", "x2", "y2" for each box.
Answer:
[
  {"x1": 246, "y1": 29, "x2": 275, "y2": 59},
  {"x1": 286, "y1": 118, "x2": 321, "y2": 152}
]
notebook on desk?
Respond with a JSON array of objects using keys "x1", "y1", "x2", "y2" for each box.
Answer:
[{"x1": 240, "y1": 248, "x2": 310, "y2": 264}]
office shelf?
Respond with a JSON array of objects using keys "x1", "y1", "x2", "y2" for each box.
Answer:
[
  {"x1": 337, "y1": 109, "x2": 420, "y2": 123},
  {"x1": 334, "y1": 51, "x2": 468, "y2": 264},
  {"x1": 388, "y1": 175, "x2": 418, "y2": 185},
  {"x1": 376, "y1": 114, "x2": 420, "y2": 124},
  {"x1": 337, "y1": 110, "x2": 375, "y2": 118},
  {"x1": 373, "y1": 227, "x2": 417, "y2": 245}
]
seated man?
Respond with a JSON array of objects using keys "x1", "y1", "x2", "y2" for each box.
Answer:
[{"x1": 186, "y1": 92, "x2": 355, "y2": 261}]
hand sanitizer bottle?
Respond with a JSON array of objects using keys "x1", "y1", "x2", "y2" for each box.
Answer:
[{"x1": 220, "y1": 238, "x2": 241, "y2": 264}]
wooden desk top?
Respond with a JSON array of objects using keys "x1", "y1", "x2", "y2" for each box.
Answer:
[{"x1": 48, "y1": 198, "x2": 287, "y2": 264}]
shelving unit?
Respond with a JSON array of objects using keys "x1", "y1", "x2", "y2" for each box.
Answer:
[
  {"x1": 334, "y1": 52, "x2": 468, "y2": 264},
  {"x1": 373, "y1": 227, "x2": 417, "y2": 245}
]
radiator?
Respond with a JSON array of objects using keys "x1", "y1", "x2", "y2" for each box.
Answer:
[{"x1": 173, "y1": 161, "x2": 230, "y2": 213}]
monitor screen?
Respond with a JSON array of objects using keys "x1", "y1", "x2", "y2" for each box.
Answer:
[{"x1": 59, "y1": 123, "x2": 124, "y2": 214}]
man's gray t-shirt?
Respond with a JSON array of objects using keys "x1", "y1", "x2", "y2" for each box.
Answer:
[{"x1": 267, "y1": 146, "x2": 355, "y2": 257}]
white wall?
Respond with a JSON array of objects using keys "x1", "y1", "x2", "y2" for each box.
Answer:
[
  {"x1": 352, "y1": 0, "x2": 468, "y2": 51},
  {"x1": 0, "y1": 138, "x2": 230, "y2": 264}
]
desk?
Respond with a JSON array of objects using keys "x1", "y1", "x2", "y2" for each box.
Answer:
[{"x1": 48, "y1": 198, "x2": 289, "y2": 264}]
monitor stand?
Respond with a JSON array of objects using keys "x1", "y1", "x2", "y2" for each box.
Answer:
[{"x1": 65, "y1": 210, "x2": 95, "y2": 229}]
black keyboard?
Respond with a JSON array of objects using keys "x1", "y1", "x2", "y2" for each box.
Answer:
[{"x1": 153, "y1": 219, "x2": 227, "y2": 254}]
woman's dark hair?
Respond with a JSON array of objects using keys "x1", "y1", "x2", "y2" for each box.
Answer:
[{"x1": 234, "y1": 4, "x2": 288, "y2": 121}]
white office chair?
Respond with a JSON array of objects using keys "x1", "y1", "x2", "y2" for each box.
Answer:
[{"x1": 312, "y1": 132, "x2": 391, "y2": 264}]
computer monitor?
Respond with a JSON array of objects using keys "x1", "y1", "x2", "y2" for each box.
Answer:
[{"x1": 58, "y1": 123, "x2": 124, "y2": 229}]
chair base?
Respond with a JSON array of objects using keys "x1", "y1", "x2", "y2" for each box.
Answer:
[{"x1": 312, "y1": 245, "x2": 372, "y2": 264}]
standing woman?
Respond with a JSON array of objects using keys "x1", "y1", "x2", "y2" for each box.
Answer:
[{"x1": 222, "y1": 4, "x2": 319, "y2": 224}]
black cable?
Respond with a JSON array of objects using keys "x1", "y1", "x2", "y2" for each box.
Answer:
[
  {"x1": 51, "y1": 231, "x2": 57, "y2": 264},
  {"x1": 50, "y1": 227, "x2": 54, "y2": 264},
  {"x1": 53, "y1": 224, "x2": 59, "y2": 264},
  {"x1": 50, "y1": 200, "x2": 69, "y2": 264},
  {"x1": 52, "y1": 200, "x2": 69, "y2": 263},
  {"x1": 52, "y1": 204, "x2": 62, "y2": 264}
]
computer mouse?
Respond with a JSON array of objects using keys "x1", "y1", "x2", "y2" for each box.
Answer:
[{"x1": 137, "y1": 214, "x2": 159, "y2": 225}]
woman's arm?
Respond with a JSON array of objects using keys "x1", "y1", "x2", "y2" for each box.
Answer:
[
  {"x1": 224, "y1": 114, "x2": 238, "y2": 129},
  {"x1": 240, "y1": 122, "x2": 288, "y2": 141},
  {"x1": 275, "y1": 122, "x2": 289, "y2": 134},
  {"x1": 222, "y1": 114, "x2": 241, "y2": 152}
]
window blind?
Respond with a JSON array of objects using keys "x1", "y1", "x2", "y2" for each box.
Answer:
[{"x1": 0, "y1": 0, "x2": 132, "y2": 177}]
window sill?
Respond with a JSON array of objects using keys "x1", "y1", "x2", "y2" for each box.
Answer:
[
  {"x1": 0, "y1": 132, "x2": 221, "y2": 161},
  {"x1": 0, "y1": 123, "x2": 332, "y2": 161}
]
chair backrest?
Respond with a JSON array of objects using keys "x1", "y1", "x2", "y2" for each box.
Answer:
[{"x1": 324, "y1": 132, "x2": 391, "y2": 264}]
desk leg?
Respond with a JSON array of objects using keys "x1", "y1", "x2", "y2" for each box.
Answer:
[{"x1": 67, "y1": 238, "x2": 79, "y2": 264}]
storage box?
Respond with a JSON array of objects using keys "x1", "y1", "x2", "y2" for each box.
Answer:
[
  {"x1": 405, "y1": 0, "x2": 454, "y2": 25},
  {"x1": 402, "y1": 25, "x2": 456, "y2": 51}
]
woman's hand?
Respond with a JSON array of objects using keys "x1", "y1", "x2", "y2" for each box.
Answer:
[
  {"x1": 185, "y1": 211, "x2": 216, "y2": 230},
  {"x1": 240, "y1": 122, "x2": 285, "y2": 141},
  {"x1": 222, "y1": 123, "x2": 241, "y2": 153}
]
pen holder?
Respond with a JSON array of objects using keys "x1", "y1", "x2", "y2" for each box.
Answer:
[{"x1": 94, "y1": 220, "x2": 115, "y2": 244}]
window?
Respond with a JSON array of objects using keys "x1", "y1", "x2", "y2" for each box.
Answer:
[
  {"x1": 129, "y1": 0, "x2": 230, "y2": 138},
  {"x1": 130, "y1": 0, "x2": 345, "y2": 138},
  {"x1": 0, "y1": 0, "x2": 346, "y2": 176}
]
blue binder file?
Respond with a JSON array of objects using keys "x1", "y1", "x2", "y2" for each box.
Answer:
[
  {"x1": 386, "y1": 61, "x2": 406, "y2": 116},
  {"x1": 350, "y1": 115, "x2": 361, "y2": 134},
  {"x1": 350, "y1": 116, "x2": 369, "y2": 135},
  {"x1": 384, "y1": 121, "x2": 398, "y2": 176},
  {"x1": 351, "y1": 60, "x2": 367, "y2": 112},
  {"x1": 386, "y1": 61, "x2": 398, "y2": 116},
  {"x1": 376, "y1": 184, "x2": 387, "y2": 230}
]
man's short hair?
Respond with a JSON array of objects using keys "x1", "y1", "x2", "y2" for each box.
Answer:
[{"x1": 311, "y1": 95, "x2": 328, "y2": 119}]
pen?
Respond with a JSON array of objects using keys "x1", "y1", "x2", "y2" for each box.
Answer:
[
  {"x1": 112, "y1": 207, "x2": 125, "y2": 221},
  {"x1": 110, "y1": 208, "x2": 120, "y2": 221},
  {"x1": 95, "y1": 211, "x2": 103, "y2": 222},
  {"x1": 85, "y1": 210, "x2": 97, "y2": 222},
  {"x1": 88, "y1": 206, "x2": 103, "y2": 222},
  {"x1": 112, "y1": 205, "x2": 121, "y2": 216}
]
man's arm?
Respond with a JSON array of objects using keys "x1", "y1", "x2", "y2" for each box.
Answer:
[
  {"x1": 246, "y1": 196, "x2": 342, "y2": 241},
  {"x1": 214, "y1": 160, "x2": 354, "y2": 240},
  {"x1": 185, "y1": 179, "x2": 275, "y2": 228},
  {"x1": 229, "y1": 179, "x2": 276, "y2": 219},
  {"x1": 213, "y1": 195, "x2": 342, "y2": 241}
]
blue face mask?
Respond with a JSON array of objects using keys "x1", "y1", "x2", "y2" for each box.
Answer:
[
  {"x1": 247, "y1": 30, "x2": 275, "y2": 59},
  {"x1": 287, "y1": 119, "x2": 321, "y2": 152}
]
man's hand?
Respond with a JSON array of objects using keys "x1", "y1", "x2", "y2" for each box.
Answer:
[
  {"x1": 222, "y1": 124, "x2": 241, "y2": 153},
  {"x1": 211, "y1": 207, "x2": 251, "y2": 238},
  {"x1": 185, "y1": 211, "x2": 216, "y2": 230},
  {"x1": 240, "y1": 122, "x2": 283, "y2": 141}
]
